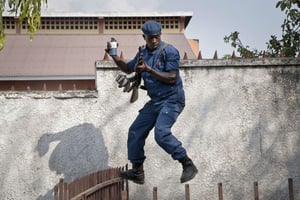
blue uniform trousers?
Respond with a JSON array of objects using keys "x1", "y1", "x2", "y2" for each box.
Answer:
[{"x1": 127, "y1": 97, "x2": 187, "y2": 164}]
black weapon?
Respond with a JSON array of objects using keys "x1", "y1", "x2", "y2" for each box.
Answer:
[{"x1": 129, "y1": 46, "x2": 144, "y2": 103}]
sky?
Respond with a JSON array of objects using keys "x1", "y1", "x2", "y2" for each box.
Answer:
[{"x1": 40, "y1": 0, "x2": 285, "y2": 58}]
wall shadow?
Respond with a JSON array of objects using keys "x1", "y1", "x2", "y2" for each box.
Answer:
[{"x1": 35, "y1": 123, "x2": 109, "y2": 200}]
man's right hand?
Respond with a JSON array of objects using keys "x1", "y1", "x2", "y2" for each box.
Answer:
[{"x1": 106, "y1": 38, "x2": 118, "y2": 56}]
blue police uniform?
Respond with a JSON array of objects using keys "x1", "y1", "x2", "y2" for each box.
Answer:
[
  {"x1": 127, "y1": 35, "x2": 187, "y2": 164},
  {"x1": 118, "y1": 20, "x2": 198, "y2": 184}
]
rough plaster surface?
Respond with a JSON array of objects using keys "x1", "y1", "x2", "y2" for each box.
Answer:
[{"x1": 0, "y1": 58, "x2": 300, "y2": 200}]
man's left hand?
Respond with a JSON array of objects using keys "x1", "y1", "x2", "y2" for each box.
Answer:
[{"x1": 135, "y1": 61, "x2": 152, "y2": 73}]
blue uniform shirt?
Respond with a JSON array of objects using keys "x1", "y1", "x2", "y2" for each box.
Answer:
[{"x1": 128, "y1": 41, "x2": 184, "y2": 102}]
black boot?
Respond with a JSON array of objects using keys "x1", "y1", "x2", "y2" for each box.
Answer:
[
  {"x1": 121, "y1": 163, "x2": 145, "y2": 184},
  {"x1": 179, "y1": 155, "x2": 198, "y2": 183}
]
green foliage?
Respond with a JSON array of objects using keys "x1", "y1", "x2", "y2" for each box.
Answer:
[
  {"x1": 224, "y1": 31, "x2": 262, "y2": 58},
  {"x1": 0, "y1": 0, "x2": 6, "y2": 50},
  {"x1": 0, "y1": 0, "x2": 46, "y2": 50},
  {"x1": 224, "y1": 0, "x2": 300, "y2": 58}
]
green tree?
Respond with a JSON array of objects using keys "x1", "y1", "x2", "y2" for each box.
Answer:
[
  {"x1": 0, "y1": 0, "x2": 46, "y2": 50},
  {"x1": 224, "y1": 0, "x2": 300, "y2": 58}
]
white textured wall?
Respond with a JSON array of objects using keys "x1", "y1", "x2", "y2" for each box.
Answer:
[{"x1": 0, "y1": 58, "x2": 299, "y2": 200}]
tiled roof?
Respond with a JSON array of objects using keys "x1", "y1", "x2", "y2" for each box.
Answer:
[{"x1": 0, "y1": 33, "x2": 196, "y2": 80}]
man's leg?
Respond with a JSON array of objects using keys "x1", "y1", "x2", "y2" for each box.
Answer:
[
  {"x1": 121, "y1": 102, "x2": 157, "y2": 184},
  {"x1": 154, "y1": 101, "x2": 198, "y2": 183}
]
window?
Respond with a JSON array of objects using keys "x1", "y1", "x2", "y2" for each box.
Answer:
[
  {"x1": 22, "y1": 17, "x2": 100, "y2": 31},
  {"x1": 104, "y1": 16, "x2": 180, "y2": 32},
  {"x1": 3, "y1": 17, "x2": 15, "y2": 30}
]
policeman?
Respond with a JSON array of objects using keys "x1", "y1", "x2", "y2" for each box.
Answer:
[{"x1": 106, "y1": 20, "x2": 198, "y2": 184}]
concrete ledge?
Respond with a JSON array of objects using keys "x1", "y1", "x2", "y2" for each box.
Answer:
[
  {"x1": 0, "y1": 90, "x2": 98, "y2": 99},
  {"x1": 95, "y1": 57, "x2": 300, "y2": 69},
  {"x1": 179, "y1": 57, "x2": 300, "y2": 67}
]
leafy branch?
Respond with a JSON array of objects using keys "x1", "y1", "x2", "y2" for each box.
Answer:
[
  {"x1": 224, "y1": 0, "x2": 300, "y2": 58},
  {"x1": 0, "y1": 0, "x2": 47, "y2": 50}
]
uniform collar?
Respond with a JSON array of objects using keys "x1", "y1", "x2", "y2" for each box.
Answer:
[{"x1": 147, "y1": 42, "x2": 163, "y2": 54}]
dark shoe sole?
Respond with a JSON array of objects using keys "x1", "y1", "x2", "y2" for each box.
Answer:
[
  {"x1": 121, "y1": 173, "x2": 145, "y2": 185},
  {"x1": 130, "y1": 179, "x2": 145, "y2": 185},
  {"x1": 180, "y1": 167, "x2": 198, "y2": 183}
]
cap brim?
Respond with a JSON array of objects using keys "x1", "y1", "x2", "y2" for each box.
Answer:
[{"x1": 143, "y1": 32, "x2": 161, "y2": 36}]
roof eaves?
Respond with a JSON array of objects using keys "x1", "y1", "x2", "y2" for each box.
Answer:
[
  {"x1": 0, "y1": 76, "x2": 95, "y2": 81},
  {"x1": 4, "y1": 11, "x2": 193, "y2": 29},
  {"x1": 38, "y1": 11, "x2": 193, "y2": 17}
]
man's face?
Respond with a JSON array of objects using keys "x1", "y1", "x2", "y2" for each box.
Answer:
[{"x1": 144, "y1": 34, "x2": 161, "y2": 50}]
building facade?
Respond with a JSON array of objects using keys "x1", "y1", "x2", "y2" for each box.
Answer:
[{"x1": 0, "y1": 12, "x2": 198, "y2": 91}]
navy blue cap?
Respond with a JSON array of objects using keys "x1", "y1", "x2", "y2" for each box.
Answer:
[{"x1": 141, "y1": 20, "x2": 162, "y2": 36}]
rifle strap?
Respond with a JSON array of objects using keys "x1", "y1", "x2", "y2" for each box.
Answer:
[{"x1": 153, "y1": 42, "x2": 169, "y2": 69}]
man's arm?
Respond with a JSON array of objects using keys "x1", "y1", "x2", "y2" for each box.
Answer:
[
  {"x1": 148, "y1": 68, "x2": 178, "y2": 85},
  {"x1": 111, "y1": 55, "x2": 132, "y2": 74},
  {"x1": 106, "y1": 38, "x2": 132, "y2": 74},
  {"x1": 136, "y1": 62, "x2": 178, "y2": 85}
]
